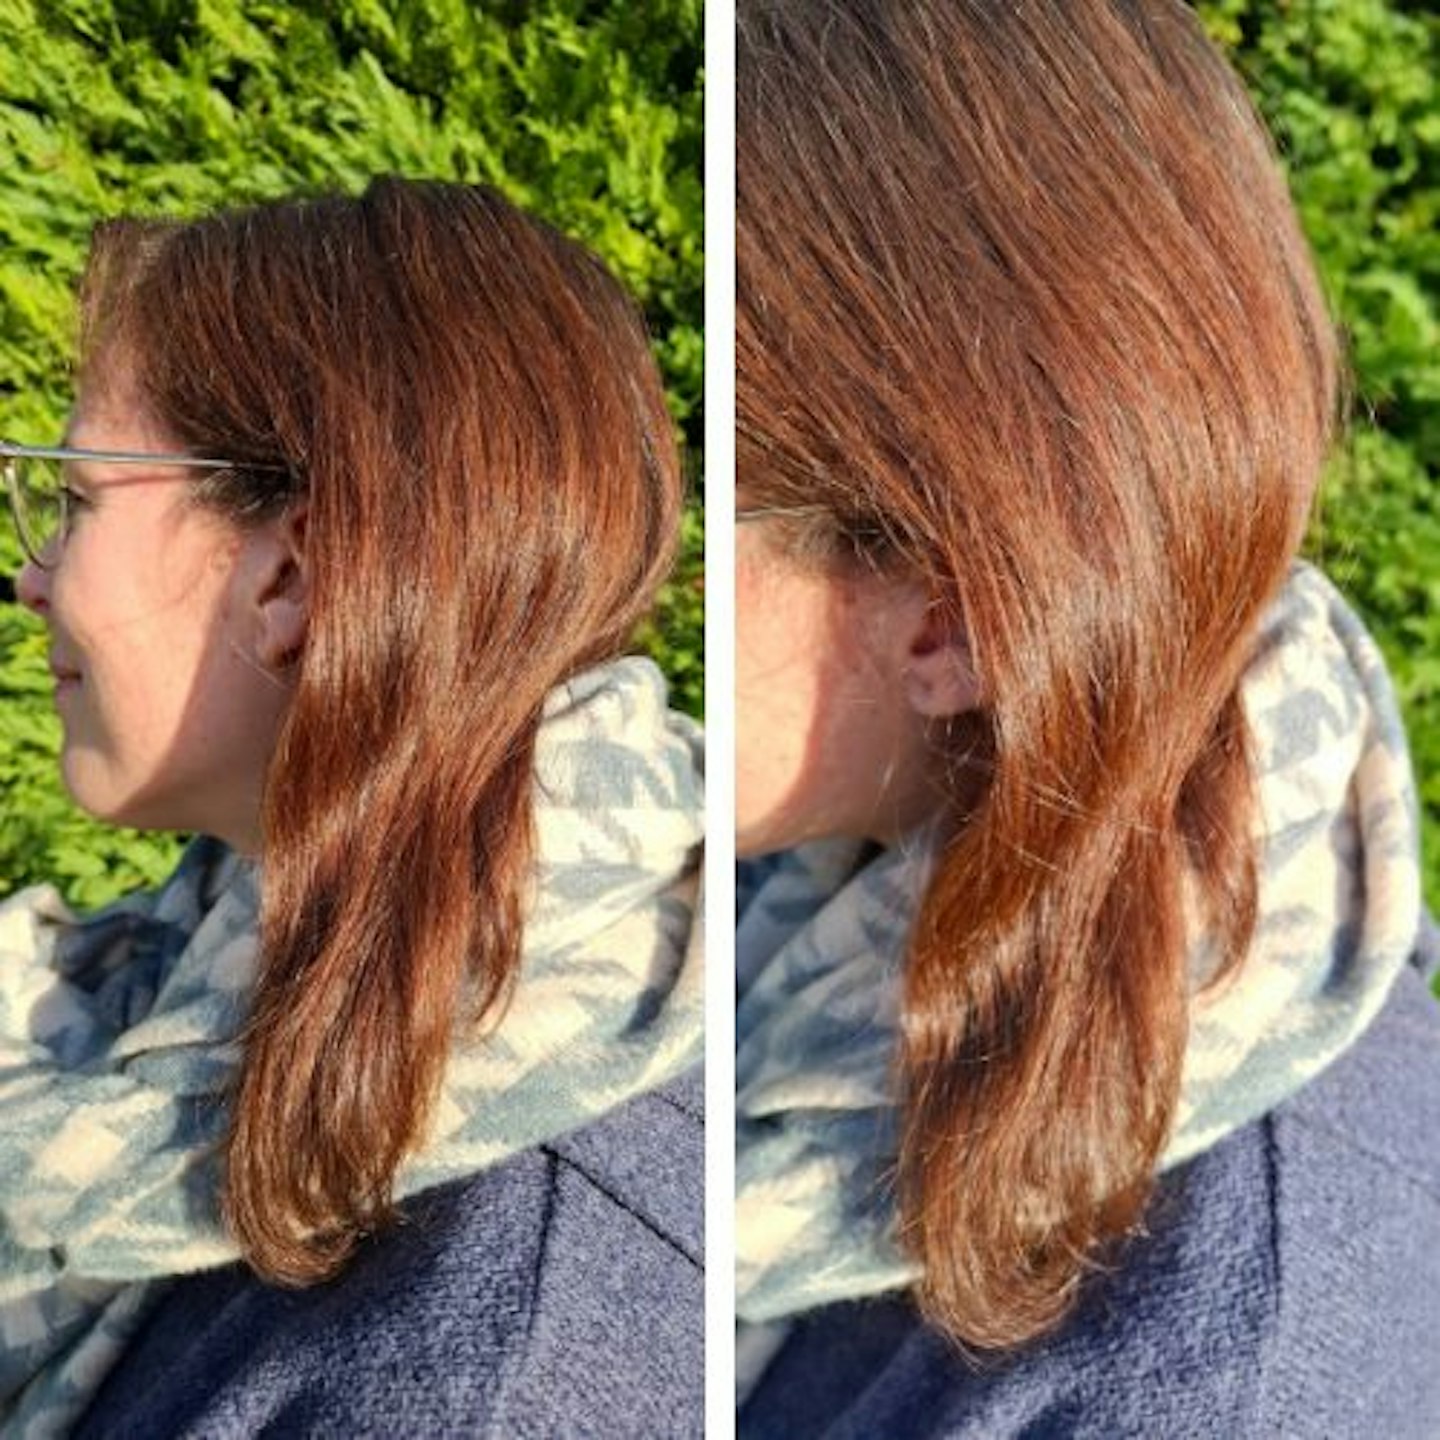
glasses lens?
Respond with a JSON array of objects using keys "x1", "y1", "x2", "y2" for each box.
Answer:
[{"x1": 12, "y1": 456, "x2": 65, "y2": 562}]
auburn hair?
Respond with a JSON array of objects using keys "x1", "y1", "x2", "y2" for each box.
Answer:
[
  {"x1": 78, "y1": 178, "x2": 682, "y2": 1283},
  {"x1": 739, "y1": 1, "x2": 1338, "y2": 1347}
]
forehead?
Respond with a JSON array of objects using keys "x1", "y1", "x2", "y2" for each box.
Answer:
[{"x1": 63, "y1": 365, "x2": 176, "y2": 456}]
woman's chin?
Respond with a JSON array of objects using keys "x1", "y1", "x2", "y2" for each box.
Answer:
[{"x1": 58, "y1": 752, "x2": 163, "y2": 834}]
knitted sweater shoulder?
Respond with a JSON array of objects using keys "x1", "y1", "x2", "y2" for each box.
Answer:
[
  {"x1": 75, "y1": 1069, "x2": 704, "y2": 1439},
  {"x1": 740, "y1": 956, "x2": 1440, "y2": 1439}
]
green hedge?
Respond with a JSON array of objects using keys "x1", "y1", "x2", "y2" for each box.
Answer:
[
  {"x1": 0, "y1": 0, "x2": 702, "y2": 905},
  {"x1": 2, "y1": 1, "x2": 1435, "y2": 914},
  {"x1": 1196, "y1": 0, "x2": 1440, "y2": 913}
]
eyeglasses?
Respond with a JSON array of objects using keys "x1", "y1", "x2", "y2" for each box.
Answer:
[{"x1": 1, "y1": 439, "x2": 276, "y2": 570}]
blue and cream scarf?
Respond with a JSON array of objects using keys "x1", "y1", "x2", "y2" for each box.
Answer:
[
  {"x1": 736, "y1": 565, "x2": 1422, "y2": 1384},
  {"x1": 0, "y1": 656, "x2": 704, "y2": 1438}
]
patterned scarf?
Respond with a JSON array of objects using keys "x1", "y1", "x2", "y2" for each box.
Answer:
[
  {"x1": 736, "y1": 565, "x2": 1421, "y2": 1358},
  {"x1": 0, "y1": 657, "x2": 704, "y2": 1438}
]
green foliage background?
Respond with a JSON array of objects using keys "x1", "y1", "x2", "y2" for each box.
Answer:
[
  {"x1": 0, "y1": 0, "x2": 702, "y2": 905},
  {"x1": 1197, "y1": 0, "x2": 1440, "y2": 913},
  {"x1": 0, "y1": 1, "x2": 1435, "y2": 914}
]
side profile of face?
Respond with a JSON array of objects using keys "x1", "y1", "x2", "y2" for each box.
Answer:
[
  {"x1": 736, "y1": 519, "x2": 980, "y2": 858},
  {"x1": 14, "y1": 374, "x2": 305, "y2": 852}
]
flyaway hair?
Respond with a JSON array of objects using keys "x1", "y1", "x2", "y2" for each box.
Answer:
[{"x1": 738, "y1": 0, "x2": 1338, "y2": 1347}]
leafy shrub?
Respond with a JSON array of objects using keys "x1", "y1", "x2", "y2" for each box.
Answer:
[
  {"x1": 0, "y1": 0, "x2": 702, "y2": 905},
  {"x1": 1199, "y1": 0, "x2": 1440, "y2": 912}
]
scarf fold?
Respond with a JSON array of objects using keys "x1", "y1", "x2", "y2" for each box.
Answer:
[
  {"x1": 736, "y1": 564, "x2": 1422, "y2": 1333},
  {"x1": 0, "y1": 656, "x2": 704, "y2": 1438}
]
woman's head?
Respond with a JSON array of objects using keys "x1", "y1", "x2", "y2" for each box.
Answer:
[
  {"x1": 22, "y1": 178, "x2": 678, "y2": 853},
  {"x1": 12, "y1": 381, "x2": 297, "y2": 846},
  {"x1": 738, "y1": 0, "x2": 1337, "y2": 849},
  {"x1": 18, "y1": 177, "x2": 681, "y2": 1281},
  {"x1": 739, "y1": 0, "x2": 1337, "y2": 1346}
]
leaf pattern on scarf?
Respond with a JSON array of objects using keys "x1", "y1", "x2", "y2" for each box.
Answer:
[{"x1": 736, "y1": 564, "x2": 1421, "y2": 1341}]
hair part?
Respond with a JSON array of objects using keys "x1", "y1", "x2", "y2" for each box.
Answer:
[
  {"x1": 739, "y1": 0, "x2": 1338, "y2": 1347},
  {"x1": 80, "y1": 178, "x2": 681, "y2": 1282}
]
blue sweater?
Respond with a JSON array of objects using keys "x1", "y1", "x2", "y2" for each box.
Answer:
[
  {"x1": 75, "y1": 1070, "x2": 703, "y2": 1439},
  {"x1": 741, "y1": 957, "x2": 1440, "y2": 1438}
]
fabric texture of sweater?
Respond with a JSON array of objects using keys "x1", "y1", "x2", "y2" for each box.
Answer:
[
  {"x1": 741, "y1": 944, "x2": 1440, "y2": 1439},
  {"x1": 76, "y1": 1068, "x2": 704, "y2": 1439}
]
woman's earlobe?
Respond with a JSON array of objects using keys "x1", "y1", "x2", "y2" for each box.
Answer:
[
  {"x1": 256, "y1": 586, "x2": 307, "y2": 670},
  {"x1": 902, "y1": 607, "x2": 979, "y2": 718},
  {"x1": 253, "y1": 506, "x2": 309, "y2": 670}
]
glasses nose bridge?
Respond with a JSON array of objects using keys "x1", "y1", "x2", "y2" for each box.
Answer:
[
  {"x1": 5, "y1": 447, "x2": 44, "y2": 584},
  {"x1": 5, "y1": 452, "x2": 66, "y2": 571}
]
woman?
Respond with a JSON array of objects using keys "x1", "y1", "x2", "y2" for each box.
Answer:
[
  {"x1": 736, "y1": 2, "x2": 1440, "y2": 1434},
  {"x1": 0, "y1": 178, "x2": 703, "y2": 1436}
]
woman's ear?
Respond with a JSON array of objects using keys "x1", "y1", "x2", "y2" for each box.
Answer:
[
  {"x1": 901, "y1": 599, "x2": 979, "y2": 719},
  {"x1": 251, "y1": 503, "x2": 309, "y2": 670}
]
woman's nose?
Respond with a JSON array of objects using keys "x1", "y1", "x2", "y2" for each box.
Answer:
[{"x1": 15, "y1": 556, "x2": 51, "y2": 615}]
